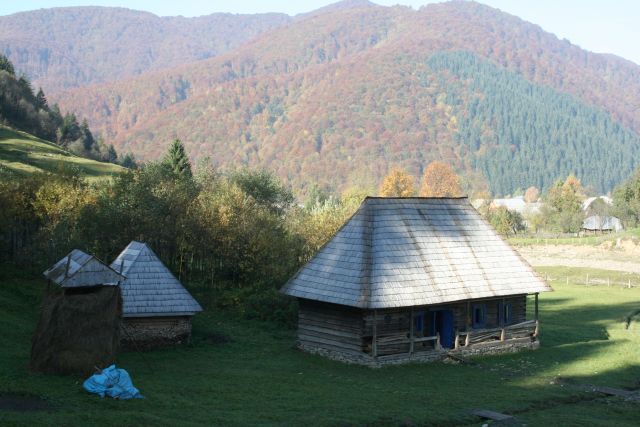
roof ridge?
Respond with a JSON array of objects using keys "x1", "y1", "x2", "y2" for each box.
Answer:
[
  {"x1": 118, "y1": 241, "x2": 145, "y2": 275},
  {"x1": 358, "y1": 202, "x2": 374, "y2": 307}
]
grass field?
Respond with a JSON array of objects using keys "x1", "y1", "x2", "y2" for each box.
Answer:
[
  {"x1": 1, "y1": 266, "x2": 639, "y2": 426},
  {"x1": 508, "y1": 229, "x2": 640, "y2": 247},
  {"x1": 0, "y1": 127, "x2": 124, "y2": 180}
]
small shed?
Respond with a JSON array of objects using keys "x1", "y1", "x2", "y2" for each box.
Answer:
[
  {"x1": 31, "y1": 250, "x2": 124, "y2": 374},
  {"x1": 282, "y1": 197, "x2": 552, "y2": 366},
  {"x1": 582, "y1": 215, "x2": 623, "y2": 233},
  {"x1": 111, "y1": 241, "x2": 203, "y2": 348}
]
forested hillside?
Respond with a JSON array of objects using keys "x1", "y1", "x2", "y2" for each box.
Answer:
[
  {"x1": 0, "y1": 55, "x2": 123, "y2": 163},
  {"x1": 19, "y1": 1, "x2": 640, "y2": 196},
  {"x1": 0, "y1": 7, "x2": 291, "y2": 92},
  {"x1": 431, "y1": 52, "x2": 640, "y2": 195}
]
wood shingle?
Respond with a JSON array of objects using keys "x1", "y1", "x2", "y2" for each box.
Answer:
[
  {"x1": 111, "y1": 241, "x2": 203, "y2": 318},
  {"x1": 282, "y1": 197, "x2": 551, "y2": 309}
]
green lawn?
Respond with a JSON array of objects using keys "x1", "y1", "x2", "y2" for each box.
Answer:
[
  {"x1": 1, "y1": 266, "x2": 638, "y2": 426},
  {"x1": 0, "y1": 127, "x2": 124, "y2": 180}
]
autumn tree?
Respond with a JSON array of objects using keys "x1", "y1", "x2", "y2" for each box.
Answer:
[
  {"x1": 613, "y1": 168, "x2": 640, "y2": 227},
  {"x1": 419, "y1": 161, "x2": 462, "y2": 197},
  {"x1": 524, "y1": 186, "x2": 540, "y2": 203},
  {"x1": 543, "y1": 175, "x2": 586, "y2": 232},
  {"x1": 379, "y1": 167, "x2": 415, "y2": 197},
  {"x1": 485, "y1": 206, "x2": 525, "y2": 235}
]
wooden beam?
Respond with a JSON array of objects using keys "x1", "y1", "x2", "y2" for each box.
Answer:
[
  {"x1": 372, "y1": 309, "x2": 378, "y2": 358},
  {"x1": 409, "y1": 308, "x2": 414, "y2": 354},
  {"x1": 534, "y1": 293, "x2": 539, "y2": 321},
  {"x1": 466, "y1": 301, "x2": 471, "y2": 330}
]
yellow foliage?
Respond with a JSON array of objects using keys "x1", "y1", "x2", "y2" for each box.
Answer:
[{"x1": 379, "y1": 167, "x2": 415, "y2": 197}]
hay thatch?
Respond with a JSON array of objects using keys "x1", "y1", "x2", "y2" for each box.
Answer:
[{"x1": 30, "y1": 286, "x2": 122, "y2": 375}]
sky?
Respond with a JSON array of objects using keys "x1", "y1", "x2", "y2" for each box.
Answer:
[{"x1": 1, "y1": 1, "x2": 638, "y2": 65}]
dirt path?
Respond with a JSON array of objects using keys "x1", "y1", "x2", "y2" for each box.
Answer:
[{"x1": 515, "y1": 242, "x2": 640, "y2": 273}]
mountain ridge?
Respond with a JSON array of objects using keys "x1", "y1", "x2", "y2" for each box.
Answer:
[{"x1": 8, "y1": 1, "x2": 639, "y2": 196}]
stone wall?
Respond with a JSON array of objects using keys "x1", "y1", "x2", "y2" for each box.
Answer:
[
  {"x1": 121, "y1": 316, "x2": 192, "y2": 350},
  {"x1": 299, "y1": 336, "x2": 539, "y2": 367}
]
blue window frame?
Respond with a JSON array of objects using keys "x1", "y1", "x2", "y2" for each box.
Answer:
[{"x1": 472, "y1": 304, "x2": 487, "y2": 328}]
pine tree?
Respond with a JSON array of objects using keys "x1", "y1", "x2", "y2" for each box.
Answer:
[
  {"x1": 164, "y1": 139, "x2": 192, "y2": 178},
  {"x1": 35, "y1": 88, "x2": 48, "y2": 110},
  {"x1": 0, "y1": 54, "x2": 15, "y2": 75}
]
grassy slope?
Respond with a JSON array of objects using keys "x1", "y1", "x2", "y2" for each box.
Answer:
[
  {"x1": 0, "y1": 127, "x2": 124, "y2": 180},
  {"x1": 0, "y1": 266, "x2": 638, "y2": 426}
]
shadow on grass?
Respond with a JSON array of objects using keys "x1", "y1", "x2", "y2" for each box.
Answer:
[{"x1": 1, "y1": 268, "x2": 639, "y2": 426}]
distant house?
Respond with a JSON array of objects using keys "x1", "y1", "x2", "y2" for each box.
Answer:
[
  {"x1": 582, "y1": 215, "x2": 623, "y2": 233},
  {"x1": 582, "y1": 196, "x2": 613, "y2": 212},
  {"x1": 111, "y1": 241, "x2": 203, "y2": 348},
  {"x1": 281, "y1": 197, "x2": 552, "y2": 366},
  {"x1": 491, "y1": 196, "x2": 541, "y2": 216}
]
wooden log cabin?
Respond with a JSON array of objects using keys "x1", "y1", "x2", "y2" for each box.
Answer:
[
  {"x1": 111, "y1": 241, "x2": 203, "y2": 349},
  {"x1": 281, "y1": 197, "x2": 552, "y2": 366}
]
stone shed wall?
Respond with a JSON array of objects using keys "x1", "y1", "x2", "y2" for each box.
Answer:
[{"x1": 121, "y1": 316, "x2": 192, "y2": 350}]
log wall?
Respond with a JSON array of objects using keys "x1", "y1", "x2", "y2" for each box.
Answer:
[
  {"x1": 297, "y1": 299, "x2": 364, "y2": 356},
  {"x1": 296, "y1": 295, "x2": 532, "y2": 362}
]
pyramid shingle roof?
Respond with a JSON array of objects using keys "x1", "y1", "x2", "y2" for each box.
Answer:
[
  {"x1": 43, "y1": 249, "x2": 123, "y2": 287},
  {"x1": 111, "y1": 241, "x2": 203, "y2": 317},
  {"x1": 282, "y1": 197, "x2": 551, "y2": 309}
]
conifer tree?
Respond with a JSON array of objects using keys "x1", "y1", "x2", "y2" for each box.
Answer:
[
  {"x1": 35, "y1": 88, "x2": 48, "y2": 109},
  {"x1": 0, "y1": 54, "x2": 15, "y2": 75},
  {"x1": 164, "y1": 139, "x2": 192, "y2": 178}
]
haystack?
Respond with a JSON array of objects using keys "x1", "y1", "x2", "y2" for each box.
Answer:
[{"x1": 30, "y1": 250, "x2": 124, "y2": 375}]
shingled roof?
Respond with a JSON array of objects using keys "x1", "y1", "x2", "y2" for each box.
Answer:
[
  {"x1": 111, "y1": 241, "x2": 203, "y2": 317},
  {"x1": 282, "y1": 197, "x2": 551, "y2": 309},
  {"x1": 44, "y1": 249, "x2": 124, "y2": 288}
]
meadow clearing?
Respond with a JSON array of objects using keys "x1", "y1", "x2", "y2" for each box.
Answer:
[{"x1": 0, "y1": 265, "x2": 638, "y2": 426}]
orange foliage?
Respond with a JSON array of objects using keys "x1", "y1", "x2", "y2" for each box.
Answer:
[
  {"x1": 524, "y1": 186, "x2": 540, "y2": 203},
  {"x1": 419, "y1": 161, "x2": 463, "y2": 197},
  {"x1": 379, "y1": 167, "x2": 415, "y2": 197}
]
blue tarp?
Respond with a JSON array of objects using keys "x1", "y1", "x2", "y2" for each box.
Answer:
[{"x1": 83, "y1": 365, "x2": 143, "y2": 399}]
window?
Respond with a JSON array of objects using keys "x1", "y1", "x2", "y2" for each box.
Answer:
[
  {"x1": 414, "y1": 312, "x2": 424, "y2": 333},
  {"x1": 472, "y1": 304, "x2": 487, "y2": 328},
  {"x1": 503, "y1": 303, "x2": 513, "y2": 325},
  {"x1": 498, "y1": 301, "x2": 513, "y2": 325}
]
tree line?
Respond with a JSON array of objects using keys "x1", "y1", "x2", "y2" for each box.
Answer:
[{"x1": 0, "y1": 140, "x2": 361, "y2": 323}]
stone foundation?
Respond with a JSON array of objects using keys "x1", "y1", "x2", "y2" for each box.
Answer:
[
  {"x1": 299, "y1": 337, "x2": 539, "y2": 367},
  {"x1": 121, "y1": 316, "x2": 192, "y2": 350}
]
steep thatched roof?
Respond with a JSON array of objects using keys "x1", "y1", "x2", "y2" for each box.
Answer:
[
  {"x1": 43, "y1": 249, "x2": 124, "y2": 288},
  {"x1": 282, "y1": 197, "x2": 551, "y2": 309},
  {"x1": 111, "y1": 241, "x2": 203, "y2": 318}
]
